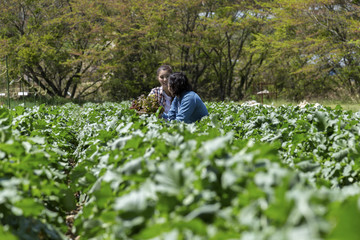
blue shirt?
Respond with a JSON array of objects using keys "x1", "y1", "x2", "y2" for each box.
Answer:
[{"x1": 162, "y1": 91, "x2": 208, "y2": 123}]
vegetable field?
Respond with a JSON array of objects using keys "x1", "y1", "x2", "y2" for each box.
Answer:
[{"x1": 1, "y1": 102, "x2": 360, "y2": 240}]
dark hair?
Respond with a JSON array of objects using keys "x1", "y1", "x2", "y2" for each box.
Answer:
[
  {"x1": 168, "y1": 72, "x2": 192, "y2": 96},
  {"x1": 156, "y1": 65, "x2": 173, "y2": 76}
]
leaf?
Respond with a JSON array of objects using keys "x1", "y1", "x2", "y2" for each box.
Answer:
[
  {"x1": 60, "y1": 189, "x2": 77, "y2": 211},
  {"x1": 0, "y1": 225, "x2": 17, "y2": 240},
  {"x1": 94, "y1": 183, "x2": 113, "y2": 209},
  {"x1": 314, "y1": 111, "x2": 329, "y2": 131},
  {"x1": 185, "y1": 203, "x2": 221, "y2": 221},
  {"x1": 14, "y1": 198, "x2": 44, "y2": 217},
  {"x1": 133, "y1": 223, "x2": 172, "y2": 239},
  {"x1": 221, "y1": 169, "x2": 238, "y2": 189},
  {"x1": 114, "y1": 181, "x2": 156, "y2": 214},
  {"x1": 199, "y1": 132, "x2": 233, "y2": 158},
  {"x1": 154, "y1": 162, "x2": 184, "y2": 196},
  {"x1": 327, "y1": 197, "x2": 360, "y2": 240},
  {"x1": 109, "y1": 136, "x2": 133, "y2": 150}
]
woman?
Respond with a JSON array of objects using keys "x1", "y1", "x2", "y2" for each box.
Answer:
[
  {"x1": 148, "y1": 65, "x2": 173, "y2": 113},
  {"x1": 162, "y1": 72, "x2": 208, "y2": 123}
]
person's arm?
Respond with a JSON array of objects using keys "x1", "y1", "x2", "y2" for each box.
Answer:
[
  {"x1": 162, "y1": 97, "x2": 178, "y2": 120},
  {"x1": 148, "y1": 88, "x2": 155, "y2": 96},
  {"x1": 149, "y1": 87, "x2": 166, "y2": 111},
  {"x1": 175, "y1": 93, "x2": 196, "y2": 123},
  {"x1": 148, "y1": 87, "x2": 160, "y2": 100}
]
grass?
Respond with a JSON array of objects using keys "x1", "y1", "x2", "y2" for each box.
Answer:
[
  {"x1": 0, "y1": 96, "x2": 92, "y2": 108},
  {"x1": 260, "y1": 98, "x2": 360, "y2": 112},
  {"x1": 319, "y1": 101, "x2": 360, "y2": 112},
  {"x1": 1, "y1": 96, "x2": 359, "y2": 112}
]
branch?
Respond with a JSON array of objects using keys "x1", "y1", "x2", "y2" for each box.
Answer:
[
  {"x1": 36, "y1": 64, "x2": 61, "y2": 95},
  {"x1": 305, "y1": 10, "x2": 347, "y2": 42},
  {"x1": 77, "y1": 79, "x2": 103, "y2": 98},
  {"x1": 63, "y1": 62, "x2": 83, "y2": 97},
  {"x1": 26, "y1": 67, "x2": 55, "y2": 96}
]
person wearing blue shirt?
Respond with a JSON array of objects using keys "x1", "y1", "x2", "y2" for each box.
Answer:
[{"x1": 162, "y1": 72, "x2": 208, "y2": 123}]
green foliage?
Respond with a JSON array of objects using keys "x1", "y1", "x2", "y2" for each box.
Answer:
[
  {"x1": 1, "y1": 0, "x2": 360, "y2": 101},
  {"x1": 1, "y1": 101, "x2": 360, "y2": 239},
  {"x1": 0, "y1": 0, "x2": 111, "y2": 99},
  {"x1": 251, "y1": 0, "x2": 360, "y2": 100},
  {"x1": 130, "y1": 94, "x2": 164, "y2": 114},
  {"x1": 326, "y1": 197, "x2": 360, "y2": 240}
]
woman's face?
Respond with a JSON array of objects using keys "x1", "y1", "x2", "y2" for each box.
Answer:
[
  {"x1": 168, "y1": 81, "x2": 174, "y2": 96},
  {"x1": 157, "y1": 70, "x2": 171, "y2": 90}
]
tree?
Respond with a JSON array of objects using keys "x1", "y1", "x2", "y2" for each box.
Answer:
[
  {"x1": 197, "y1": 0, "x2": 269, "y2": 100},
  {"x1": 163, "y1": 0, "x2": 212, "y2": 92},
  {"x1": 101, "y1": 0, "x2": 168, "y2": 100},
  {"x1": 0, "y1": 0, "x2": 112, "y2": 99},
  {"x1": 304, "y1": 0, "x2": 360, "y2": 97},
  {"x1": 253, "y1": 0, "x2": 360, "y2": 100},
  {"x1": 103, "y1": 0, "x2": 213, "y2": 100}
]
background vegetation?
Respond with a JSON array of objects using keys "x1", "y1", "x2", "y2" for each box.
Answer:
[{"x1": 0, "y1": 0, "x2": 359, "y2": 102}]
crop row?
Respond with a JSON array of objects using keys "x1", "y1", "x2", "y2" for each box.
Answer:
[{"x1": 1, "y1": 102, "x2": 360, "y2": 239}]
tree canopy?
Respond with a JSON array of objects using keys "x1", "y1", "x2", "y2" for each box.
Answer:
[{"x1": 0, "y1": 0, "x2": 359, "y2": 101}]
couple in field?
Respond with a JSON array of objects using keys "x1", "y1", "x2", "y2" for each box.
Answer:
[{"x1": 149, "y1": 65, "x2": 208, "y2": 124}]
